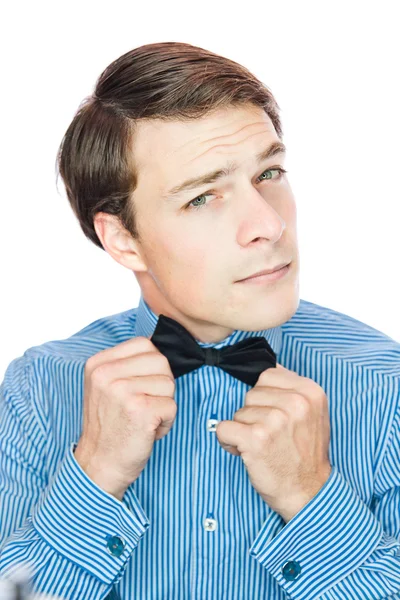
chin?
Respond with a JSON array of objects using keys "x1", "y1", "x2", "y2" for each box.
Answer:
[{"x1": 235, "y1": 289, "x2": 300, "y2": 331}]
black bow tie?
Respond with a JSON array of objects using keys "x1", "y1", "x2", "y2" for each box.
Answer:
[{"x1": 150, "y1": 314, "x2": 277, "y2": 387}]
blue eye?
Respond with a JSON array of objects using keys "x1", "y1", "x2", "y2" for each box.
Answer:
[{"x1": 185, "y1": 167, "x2": 287, "y2": 211}]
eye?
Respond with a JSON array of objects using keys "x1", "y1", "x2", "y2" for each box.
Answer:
[{"x1": 185, "y1": 167, "x2": 287, "y2": 212}]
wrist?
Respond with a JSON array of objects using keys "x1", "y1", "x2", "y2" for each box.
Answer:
[{"x1": 73, "y1": 445, "x2": 128, "y2": 501}]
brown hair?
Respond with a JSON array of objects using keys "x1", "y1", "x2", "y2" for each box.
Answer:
[{"x1": 56, "y1": 41, "x2": 283, "y2": 250}]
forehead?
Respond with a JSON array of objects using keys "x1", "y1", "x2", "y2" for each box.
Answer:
[{"x1": 132, "y1": 104, "x2": 277, "y2": 183}]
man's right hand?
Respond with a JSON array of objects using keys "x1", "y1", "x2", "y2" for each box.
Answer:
[{"x1": 73, "y1": 336, "x2": 177, "y2": 500}]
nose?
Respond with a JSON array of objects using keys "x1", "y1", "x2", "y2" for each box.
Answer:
[{"x1": 236, "y1": 187, "x2": 286, "y2": 245}]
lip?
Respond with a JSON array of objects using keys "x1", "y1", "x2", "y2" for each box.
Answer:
[
  {"x1": 236, "y1": 262, "x2": 292, "y2": 285},
  {"x1": 236, "y1": 261, "x2": 291, "y2": 283}
]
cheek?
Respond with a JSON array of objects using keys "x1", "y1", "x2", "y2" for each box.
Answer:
[{"x1": 145, "y1": 222, "x2": 213, "y2": 277}]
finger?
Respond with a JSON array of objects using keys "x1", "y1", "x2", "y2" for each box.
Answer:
[
  {"x1": 256, "y1": 364, "x2": 310, "y2": 394},
  {"x1": 87, "y1": 336, "x2": 155, "y2": 371},
  {"x1": 216, "y1": 421, "x2": 248, "y2": 454},
  {"x1": 233, "y1": 405, "x2": 284, "y2": 426},
  {"x1": 91, "y1": 352, "x2": 174, "y2": 384},
  {"x1": 244, "y1": 387, "x2": 297, "y2": 409},
  {"x1": 219, "y1": 443, "x2": 241, "y2": 456}
]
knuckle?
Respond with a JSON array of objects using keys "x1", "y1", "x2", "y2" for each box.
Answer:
[
  {"x1": 251, "y1": 423, "x2": 268, "y2": 441},
  {"x1": 136, "y1": 335, "x2": 153, "y2": 346},
  {"x1": 269, "y1": 410, "x2": 288, "y2": 429},
  {"x1": 169, "y1": 400, "x2": 178, "y2": 417},
  {"x1": 91, "y1": 363, "x2": 111, "y2": 386},
  {"x1": 157, "y1": 352, "x2": 173, "y2": 373},
  {"x1": 132, "y1": 391, "x2": 148, "y2": 405},
  {"x1": 110, "y1": 378, "x2": 129, "y2": 397},
  {"x1": 233, "y1": 407, "x2": 245, "y2": 420},
  {"x1": 124, "y1": 391, "x2": 151, "y2": 416},
  {"x1": 84, "y1": 355, "x2": 96, "y2": 375},
  {"x1": 159, "y1": 374, "x2": 175, "y2": 395},
  {"x1": 292, "y1": 395, "x2": 309, "y2": 417},
  {"x1": 166, "y1": 376, "x2": 176, "y2": 395},
  {"x1": 243, "y1": 389, "x2": 256, "y2": 405},
  {"x1": 316, "y1": 391, "x2": 328, "y2": 406},
  {"x1": 139, "y1": 337, "x2": 158, "y2": 352},
  {"x1": 256, "y1": 369, "x2": 270, "y2": 384}
]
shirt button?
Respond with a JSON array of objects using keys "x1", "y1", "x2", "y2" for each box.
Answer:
[
  {"x1": 106, "y1": 535, "x2": 125, "y2": 557},
  {"x1": 203, "y1": 517, "x2": 217, "y2": 531},
  {"x1": 282, "y1": 560, "x2": 302, "y2": 581},
  {"x1": 207, "y1": 418, "x2": 219, "y2": 432}
]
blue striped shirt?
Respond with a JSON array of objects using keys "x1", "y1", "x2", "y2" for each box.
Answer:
[{"x1": 1, "y1": 295, "x2": 399, "y2": 599}]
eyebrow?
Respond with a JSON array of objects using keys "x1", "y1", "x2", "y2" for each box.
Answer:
[{"x1": 163, "y1": 140, "x2": 287, "y2": 201}]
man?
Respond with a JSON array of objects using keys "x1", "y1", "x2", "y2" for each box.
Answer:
[{"x1": 0, "y1": 41, "x2": 399, "y2": 600}]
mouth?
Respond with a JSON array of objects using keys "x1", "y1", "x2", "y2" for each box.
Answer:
[
  {"x1": 235, "y1": 262, "x2": 292, "y2": 285},
  {"x1": 235, "y1": 261, "x2": 292, "y2": 283}
]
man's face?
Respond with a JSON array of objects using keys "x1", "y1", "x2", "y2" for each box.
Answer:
[{"x1": 127, "y1": 103, "x2": 300, "y2": 343}]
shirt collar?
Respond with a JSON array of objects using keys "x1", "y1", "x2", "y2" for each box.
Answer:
[{"x1": 134, "y1": 294, "x2": 283, "y2": 356}]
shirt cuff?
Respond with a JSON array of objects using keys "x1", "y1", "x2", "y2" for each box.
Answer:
[
  {"x1": 249, "y1": 465, "x2": 384, "y2": 599},
  {"x1": 31, "y1": 442, "x2": 150, "y2": 585}
]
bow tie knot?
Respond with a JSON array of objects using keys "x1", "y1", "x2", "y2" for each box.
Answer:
[
  {"x1": 150, "y1": 314, "x2": 277, "y2": 387},
  {"x1": 204, "y1": 347, "x2": 221, "y2": 367}
]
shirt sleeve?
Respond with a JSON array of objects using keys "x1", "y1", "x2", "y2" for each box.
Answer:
[
  {"x1": 0, "y1": 354, "x2": 150, "y2": 600},
  {"x1": 249, "y1": 397, "x2": 400, "y2": 600}
]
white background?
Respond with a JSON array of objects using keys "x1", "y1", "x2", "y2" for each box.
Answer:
[{"x1": 1, "y1": 0, "x2": 399, "y2": 379}]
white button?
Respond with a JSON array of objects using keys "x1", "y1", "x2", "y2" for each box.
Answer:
[
  {"x1": 203, "y1": 517, "x2": 217, "y2": 531},
  {"x1": 207, "y1": 418, "x2": 219, "y2": 432}
]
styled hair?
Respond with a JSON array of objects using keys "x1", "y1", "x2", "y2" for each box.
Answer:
[{"x1": 56, "y1": 41, "x2": 283, "y2": 250}]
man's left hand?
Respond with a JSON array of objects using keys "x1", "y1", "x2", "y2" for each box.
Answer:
[{"x1": 215, "y1": 363, "x2": 332, "y2": 522}]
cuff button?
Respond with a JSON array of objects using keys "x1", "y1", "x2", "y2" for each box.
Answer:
[
  {"x1": 106, "y1": 535, "x2": 125, "y2": 557},
  {"x1": 282, "y1": 560, "x2": 302, "y2": 581}
]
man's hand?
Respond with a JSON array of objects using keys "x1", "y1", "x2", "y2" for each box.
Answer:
[
  {"x1": 215, "y1": 363, "x2": 332, "y2": 522},
  {"x1": 74, "y1": 336, "x2": 177, "y2": 501}
]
